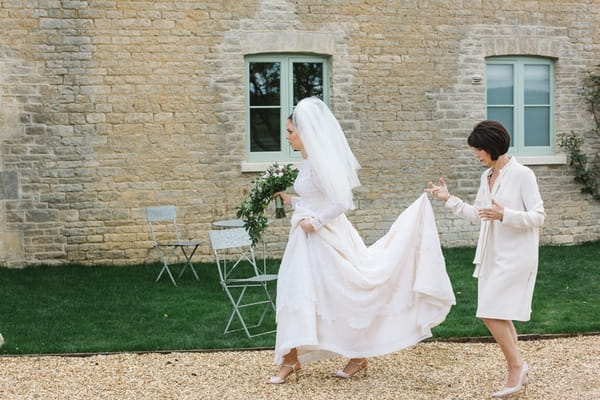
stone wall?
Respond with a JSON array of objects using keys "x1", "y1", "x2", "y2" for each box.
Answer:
[{"x1": 0, "y1": 0, "x2": 598, "y2": 267}]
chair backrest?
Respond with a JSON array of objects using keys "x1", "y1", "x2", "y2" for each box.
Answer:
[
  {"x1": 209, "y1": 228, "x2": 258, "y2": 282},
  {"x1": 145, "y1": 205, "x2": 181, "y2": 243},
  {"x1": 209, "y1": 227, "x2": 252, "y2": 250},
  {"x1": 146, "y1": 205, "x2": 176, "y2": 222}
]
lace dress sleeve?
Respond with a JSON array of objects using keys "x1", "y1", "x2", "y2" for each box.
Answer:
[{"x1": 308, "y1": 170, "x2": 348, "y2": 230}]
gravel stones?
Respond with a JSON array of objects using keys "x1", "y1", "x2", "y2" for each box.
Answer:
[{"x1": 0, "y1": 335, "x2": 598, "y2": 400}]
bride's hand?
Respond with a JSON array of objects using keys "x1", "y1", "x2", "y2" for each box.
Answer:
[
  {"x1": 425, "y1": 178, "x2": 451, "y2": 201},
  {"x1": 273, "y1": 191, "x2": 292, "y2": 206},
  {"x1": 299, "y1": 218, "x2": 315, "y2": 233}
]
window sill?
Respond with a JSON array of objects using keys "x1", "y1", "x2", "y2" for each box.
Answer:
[
  {"x1": 241, "y1": 161, "x2": 303, "y2": 173},
  {"x1": 515, "y1": 153, "x2": 567, "y2": 165},
  {"x1": 242, "y1": 155, "x2": 567, "y2": 172}
]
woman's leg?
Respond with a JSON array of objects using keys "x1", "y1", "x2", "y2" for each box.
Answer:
[{"x1": 481, "y1": 318, "x2": 524, "y2": 387}]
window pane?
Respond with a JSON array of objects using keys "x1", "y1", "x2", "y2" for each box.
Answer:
[
  {"x1": 524, "y1": 64, "x2": 550, "y2": 105},
  {"x1": 487, "y1": 107, "x2": 514, "y2": 146},
  {"x1": 293, "y1": 62, "x2": 323, "y2": 105},
  {"x1": 524, "y1": 107, "x2": 550, "y2": 146},
  {"x1": 250, "y1": 108, "x2": 280, "y2": 152},
  {"x1": 249, "y1": 62, "x2": 280, "y2": 106},
  {"x1": 486, "y1": 64, "x2": 514, "y2": 105}
]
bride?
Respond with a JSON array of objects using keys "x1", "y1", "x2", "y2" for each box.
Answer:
[{"x1": 268, "y1": 97, "x2": 455, "y2": 384}]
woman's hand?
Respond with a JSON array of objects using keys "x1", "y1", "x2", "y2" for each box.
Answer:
[
  {"x1": 273, "y1": 191, "x2": 292, "y2": 206},
  {"x1": 479, "y1": 199, "x2": 504, "y2": 221},
  {"x1": 299, "y1": 218, "x2": 315, "y2": 233},
  {"x1": 425, "y1": 178, "x2": 451, "y2": 201}
]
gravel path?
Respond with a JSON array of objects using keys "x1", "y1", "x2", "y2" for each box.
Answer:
[{"x1": 0, "y1": 335, "x2": 598, "y2": 400}]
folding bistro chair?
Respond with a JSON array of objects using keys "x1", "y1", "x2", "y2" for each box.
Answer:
[
  {"x1": 208, "y1": 227, "x2": 277, "y2": 338},
  {"x1": 145, "y1": 205, "x2": 202, "y2": 285}
]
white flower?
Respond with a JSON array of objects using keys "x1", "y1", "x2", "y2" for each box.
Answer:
[{"x1": 0, "y1": 333, "x2": 4, "y2": 347}]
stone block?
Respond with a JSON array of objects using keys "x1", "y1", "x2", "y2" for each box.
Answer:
[
  {"x1": 0, "y1": 171, "x2": 19, "y2": 200},
  {"x1": 0, "y1": 0, "x2": 597, "y2": 266},
  {"x1": 0, "y1": 231, "x2": 24, "y2": 268}
]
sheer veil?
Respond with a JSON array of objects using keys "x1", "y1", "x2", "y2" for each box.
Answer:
[{"x1": 292, "y1": 97, "x2": 361, "y2": 210}]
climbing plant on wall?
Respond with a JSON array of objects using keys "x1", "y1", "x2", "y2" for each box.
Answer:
[{"x1": 559, "y1": 65, "x2": 600, "y2": 200}]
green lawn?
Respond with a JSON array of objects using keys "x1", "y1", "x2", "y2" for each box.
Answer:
[{"x1": 0, "y1": 241, "x2": 598, "y2": 355}]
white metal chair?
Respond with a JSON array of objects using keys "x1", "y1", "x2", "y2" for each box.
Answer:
[
  {"x1": 145, "y1": 205, "x2": 202, "y2": 285},
  {"x1": 208, "y1": 227, "x2": 277, "y2": 338}
]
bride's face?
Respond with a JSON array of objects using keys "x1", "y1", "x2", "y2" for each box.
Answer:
[{"x1": 286, "y1": 119, "x2": 304, "y2": 152}]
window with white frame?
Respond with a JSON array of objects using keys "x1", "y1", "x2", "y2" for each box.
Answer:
[
  {"x1": 246, "y1": 54, "x2": 329, "y2": 163},
  {"x1": 486, "y1": 56, "x2": 555, "y2": 156}
]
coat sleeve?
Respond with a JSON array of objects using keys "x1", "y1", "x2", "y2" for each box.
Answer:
[
  {"x1": 501, "y1": 169, "x2": 545, "y2": 228},
  {"x1": 444, "y1": 175, "x2": 487, "y2": 224},
  {"x1": 445, "y1": 196, "x2": 480, "y2": 223}
]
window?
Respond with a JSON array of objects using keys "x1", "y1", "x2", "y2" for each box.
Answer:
[
  {"x1": 486, "y1": 57, "x2": 555, "y2": 156},
  {"x1": 245, "y1": 54, "x2": 329, "y2": 163}
]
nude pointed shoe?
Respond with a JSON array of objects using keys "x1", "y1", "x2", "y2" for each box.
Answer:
[
  {"x1": 334, "y1": 359, "x2": 369, "y2": 379},
  {"x1": 267, "y1": 362, "x2": 301, "y2": 384},
  {"x1": 492, "y1": 363, "x2": 530, "y2": 398}
]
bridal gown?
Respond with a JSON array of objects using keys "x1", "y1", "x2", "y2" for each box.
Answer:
[{"x1": 274, "y1": 158, "x2": 456, "y2": 365}]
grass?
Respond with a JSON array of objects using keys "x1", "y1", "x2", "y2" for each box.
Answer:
[
  {"x1": 0, "y1": 241, "x2": 598, "y2": 355},
  {"x1": 432, "y1": 241, "x2": 600, "y2": 337}
]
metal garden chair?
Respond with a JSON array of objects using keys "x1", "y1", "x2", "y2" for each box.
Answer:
[
  {"x1": 208, "y1": 227, "x2": 277, "y2": 338},
  {"x1": 145, "y1": 205, "x2": 202, "y2": 285}
]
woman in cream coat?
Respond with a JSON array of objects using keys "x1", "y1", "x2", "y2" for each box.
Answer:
[{"x1": 427, "y1": 120, "x2": 545, "y2": 398}]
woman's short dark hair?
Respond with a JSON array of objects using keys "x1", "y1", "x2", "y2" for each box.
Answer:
[{"x1": 467, "y1": 120, "x2": 511, "y2": 160}]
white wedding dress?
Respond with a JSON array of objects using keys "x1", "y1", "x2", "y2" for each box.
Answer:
[{"x1": 274, "y1": 158, "x2": 456, "y2": 365}]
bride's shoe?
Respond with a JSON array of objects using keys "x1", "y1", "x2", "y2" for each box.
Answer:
[
  {"x1": 267, "y1": 362, "x2": 301, "y2": 384},
  {"x1": 492, "y1": 363, "x2": 530, "y2": 398},
  {"x1": 334, "y1": 358, "x2": 369, "y2": 379}
]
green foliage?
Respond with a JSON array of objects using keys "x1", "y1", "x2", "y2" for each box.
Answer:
[
  {"x1": 584, "y1": 67, "x2": 600, "y2": 130},
  {"x1": 236, "y1": 163, "x2": 299, "y2": 246},
  {"x1": 559, "y1": 132, "x2": 600, "y2": 199},
  {"x1": 559, "y1": 65, "x2": 600, "y2": 200}
]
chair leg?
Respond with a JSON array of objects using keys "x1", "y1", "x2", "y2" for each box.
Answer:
[
  {"x1": 261, "y1": 280, "x2": 277, "y2": 311},
  {"x1": 177, "y1": 245, "x2": 200, "y2": 280},
  {"x1": 255, "y1": 282, "x2": 276, "y2": 329},
  {"x1": 156, "y1": 262, "x2": 177, "y2": 285},
  {"x1": 223, "y1": 286, "x2": 253, "y2": 338},
  {"x1": 221, "y1": 283, "x2": 277, "y2": 338},
  {"x1": 155, "y1": 246, "x2": 177, "y2": 285},
  {"x1": 178, "y1": 262, "x2": 200, "y2": 280}
]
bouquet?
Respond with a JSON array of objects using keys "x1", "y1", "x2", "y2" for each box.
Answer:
[{"x1": 236, "y1": 163, "x2": 299, "y2": 246}]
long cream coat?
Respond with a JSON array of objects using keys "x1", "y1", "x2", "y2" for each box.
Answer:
[{"x1": 445, "y1": 157, "x2": 545, "y2": 321}]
